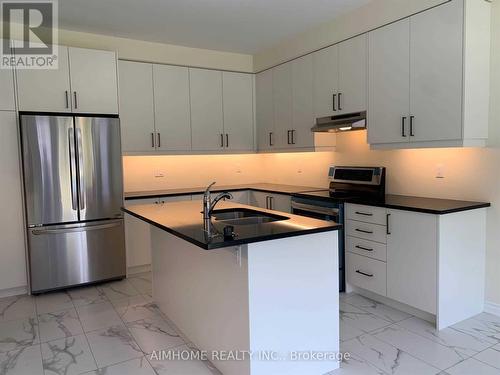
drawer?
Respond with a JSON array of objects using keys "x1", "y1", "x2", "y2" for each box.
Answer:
[
  {"x1": 346, "y1": 252, "x2": 387, "y2": 296},
  {"x1": 346, "y1": 203, "x2": 387, "y2": 225},
  {"x1": 346, "y1": 236, "x2": 387, "y2": 262},
  {"x1": 345, "y1": 219, "x2": 387, "y2": 244}
]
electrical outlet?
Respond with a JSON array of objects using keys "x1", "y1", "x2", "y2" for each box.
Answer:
[
  {"x1": 154, "y1": 170, "x2": 165, "y2": 178},
  {"x1": 435, "y1": 164, "x2": 445, "y2": 179}
]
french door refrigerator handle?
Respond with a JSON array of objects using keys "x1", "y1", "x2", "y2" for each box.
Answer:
[
  {"x1": 73, "y1": 92, "x2": 78, "y2": 109},
  {"x1": 31, "y1": 221, "x2": 122, "y2": 235},
  {"x1": 76, "y1": 128, "x2": 85, "y2": 210},
  {"x1": 68, "y1": 128, "x2": 78, "y2": 210}
]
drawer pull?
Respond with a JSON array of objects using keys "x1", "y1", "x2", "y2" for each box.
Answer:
[
  {"x1": 355, "y1": 228, "x2": 373, "y2": 234},
  {"x1": 355, "y1": 245, "x2": 373, "y2": 252},
  {"x1": 355, "y1": 211, "x2": 373, "y2": 216},
  {"x1": 356, "y1": 270, "x2": 374, "y2": 278}
]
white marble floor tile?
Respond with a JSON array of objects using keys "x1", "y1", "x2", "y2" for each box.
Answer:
[
  {"x1": 149, "y1": 345, "x2": 217, "y2": 375},
  {"x1": 444, "y1": 357, "x2": 500, "y2": 375},
  {"x1": 0, "y1": 295, "x2": 36, "y2": 322},
  {"x1": 68, "y1": 286, "x2": 107, "y2": 307},
  {"x1": 35, "y1": 293, "x2": 74, "y2": 314},
  {"x1": 96, "y1": 280, "x2": 140, "y2": 301},
  {"x1": 111, "y1": 296, "x2": 161, "y2": 323},
  {"x1": 76, "y1": 302, "x2": 122, "y2": 333},
  {"x1": 340, "y1": 321, "x2": 365, "y2": 342},
  {"x1": 83, "y1": 357, "x2": 156, "y2": 375},
  {"x1": 340, "y1": 302, "x2": 392, "y2": 334},
  {"x1": 343, "y1": 334, "x2": 440, "y2": 375},
  {"x1": 127, "y1": 277, "x2": 153, "y2": 296},
  {"x1": 451, "y1": 315, "x2": 500, "y2": 346},
  {"x1": 127, "y1": 317, "x2": 184, "y2": 354},
  {"x1": 38, "y1": 308, "x2": 83, "y2": 343},
  {"x1": 373, "y1": 325, "x2": 464, "y2": 370},
  {"x1": 344, "y1": 295, "x2": 412, "y2": 324},
  {"x1": 41, "y1": 335, "x2": 97, "y2": 375},
  {"x1": 0, "y1": 317, "x2": 39, "y2": 353},
  {"x1": 0, "y1": 344, "x2": 44, "y2": 375},
  {"x1": 398, "y1": 316, "x2": 492, "y2": 360},
  {"x1": 328, "y1": 353, "x2": 387, "y2": 375},
  {"x1": 474, "y1": 344, "x2": 500, "y2": 370},
  {"x1": 86, "y1": 324, "x2": 143, "y2": 368}
]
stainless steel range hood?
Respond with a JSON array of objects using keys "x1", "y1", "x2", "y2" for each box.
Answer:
[{"x1": 311, "y1": 111, "x2": 366, "y2": 133}]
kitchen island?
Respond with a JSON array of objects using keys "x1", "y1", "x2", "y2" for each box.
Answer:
[{"x1": 123, "y1": 200, "x2": 342, "y2": 375}]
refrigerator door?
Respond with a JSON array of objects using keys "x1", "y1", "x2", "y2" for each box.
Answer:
[
  {"x1": 75, "y1": 116, "x2": 123, "y2": 221},
  {"x1": 28, "y1": 219, "x2": 126, "y2": 293},
  {"x1": 20, "y1": 115, "x2": 79, "y2": 226}
]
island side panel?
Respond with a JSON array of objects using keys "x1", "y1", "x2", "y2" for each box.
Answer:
[
  {"x1": 437, "y1": 208, "x2": 487, "y2": 329},
  {"x1": 247, "y1": 231, "x2": 340, "y2": 375},
  {"x1": 151, "y1": 227, "x2": 251, "y2": 375}
]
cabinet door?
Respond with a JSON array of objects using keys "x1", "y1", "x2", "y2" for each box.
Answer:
[
  {"x1": 313, "y1": 45, "x2": 339, "y2": 118},
  {"x1": 255, "y1": 70, "x2": 274, "y2": 151},
  {"x1": 118, "y1": 61, "x2": 155, "y2": 153},
  {"x1": 228, "y1": 190, "x2": 249, "y2": 205},
  {"x1": 386, "y1": 209, "x2": 437, "y2": 314},
  {"x1": 273, "y1": 63, "x2": 292, "y2": 149},
  {"x1": 190, "y1": 68, "x2": 224, "y2": 151},
  {"x1": 249, "y1": 191, "x2": 268, "y2": 209},
  {"x1": 338, "y1": 34, "x2": 368, "y2": 114},
  {"x1": 409, "y1": 1, "x2": 463, "y2": 142},
  {"x1": 154, "y1": 65, "x2": 192, "y2": 151},
  {"x1": 269, "y1": 193, "x2": 291, "y2": 213},
  {"x1": 16, "y1": 46, "x2": 72, "y2": 112},
  {"x1": 0, "y1": 65, "x2": 15, "y2": 110},
  {"x1": 0, "y1": 111, "x2": 27, "y2": 289},
  {"x1": 367, "y1": 19, "x2": 410, "y2": 145},
  {"x1": 291, "y1": 55, "x2": 315, "y2": 148},
  {"x1": 222, "y1": 72, "x2": 254, "y2": 151},
  {"x1": 69, "y1": 47, "x2": 119, "y2": 114}
]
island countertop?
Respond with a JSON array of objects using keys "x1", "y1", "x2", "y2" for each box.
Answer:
[{"x1": 122, "y1": 200, "x2": 341, "y2": 250}]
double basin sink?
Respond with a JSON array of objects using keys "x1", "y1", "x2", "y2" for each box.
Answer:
[{"x1": 211, "y1": 208, "x2": 289, "y2": 226}]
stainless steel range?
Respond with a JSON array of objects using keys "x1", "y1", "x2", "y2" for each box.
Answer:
[{"x1": 291, "y1": 166, "x2": 386, "y2": 292}]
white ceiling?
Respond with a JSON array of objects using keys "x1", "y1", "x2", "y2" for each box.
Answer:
[{"x1": 59, "y1": 0, "x2": 372, "y2": 54}]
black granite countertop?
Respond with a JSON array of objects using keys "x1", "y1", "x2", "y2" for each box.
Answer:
[
  {"x1": 124, "y1": 183, "x2": 323, "y2": 200},
  {"x1": 122, "y1": 200, "x2": 341, "y2": 250}
]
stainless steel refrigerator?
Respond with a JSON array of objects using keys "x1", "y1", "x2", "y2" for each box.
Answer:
[{"x1": 20, "y1": 114, "x2": 126, "y2": 294}]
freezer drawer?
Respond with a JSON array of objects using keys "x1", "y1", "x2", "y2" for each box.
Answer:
[{"x1": 28, "y1": 219, "x2": 126, "y2": 293}]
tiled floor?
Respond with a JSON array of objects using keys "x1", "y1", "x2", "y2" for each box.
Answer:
[{"x1": 0, "y1": 275, "x2": 499, "y2": 374}]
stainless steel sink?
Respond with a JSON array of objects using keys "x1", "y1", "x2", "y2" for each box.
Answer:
[{"x1": 211, "y1": 208, "x2": 288, "y2": 226}]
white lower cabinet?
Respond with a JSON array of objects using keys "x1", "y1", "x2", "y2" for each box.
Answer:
[
  {"x1": 249, "y1": 191, "x2": 291, "y2": 213},
  {"x1": 346, "y1": 252, "x2": 386, "y2": 296}
]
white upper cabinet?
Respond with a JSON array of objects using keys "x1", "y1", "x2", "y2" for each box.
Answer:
[
  {"x1": 368, "y1": 0, "x2": 490, "y2": 148},
  {"x1": 313, "y1": 45, "x2": 339, "y2": 118},
  {"x1": 338, "y1": 34, "x2": 368, "y2": 115},
  {"x1": 409, "y1": 0, "x2": 463, "y2": 142},
  {"x1": 291, "y1": 54, "x2": 315, "y2": 148},
  {"x1": 118, "y1": 61, "x2": 155, "y2": 153},
  {"x1": 0, "y1": 66, "x2": 15, "y2": 111},
  {"x1": 17, "y1": 46, "x2": 72, "y2": 113},
  {"x1": 17, "y1": 46, "x2": 119, "y2": 114},
  {"x1": 68, "y1": 47, "x2": 119, "y2": 114},
  {"x1": 222, "y1": 72, "x2": 254, "y2": 151},
  {"x1": 154, "y1": 65, "x2": 192, "y2": 151},
  {"x1": 256, "y1": 69, "x2": 274, "y2": 151},
  {"x1": 272, "y1": 63, "x2": 292, "y2": 149},
  {"x1": 367, "y1": 19, "x2": 410, "y2": 145},
  {"x1": 190, "y1": 68, "x2": 224, "y2": 151}
]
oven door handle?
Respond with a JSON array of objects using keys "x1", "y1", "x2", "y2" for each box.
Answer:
[{"x1": 291, "y1": 201, "x2": 339, "y2": 217}]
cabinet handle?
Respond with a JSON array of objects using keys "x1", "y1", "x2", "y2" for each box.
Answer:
[
  {"x1": 226, "y1": 134, "x2": 229, "y2": 148},
  {"x1": 151, "y1": 133, "x2": 155, "y2": 148},
  {"x1": 355, "y1": 211, "x2": 373, "y2": 216},
  {"x1": 269, "y1": 196, "x2": 274, "y2": 210},
  {"x1": 291, "y1": 130, "x2": 296, "y2": 144},
  {"x1": 401, "y1": 117, "x2": 407, "y2": 137},
  {"x1": 265, "y1": 196, "x2": 269, "y2": 209},
  {"x1": 386, "y1": 213, "x2": 391, "y2": 235},
  {"x1": 410, "y1": 116, "x2": 415, "y2": 137},
  {"x1": 73, "y1": 92, "x2": 78, "y2": 109},
  {"x1": 356, "y1": 270, "x2": 374, "y2": 278},
  {"x1": 338, "y1": 92, "x2": 342, "y2": 111},
  {"x1": 287, "y1": 130, "x2": 291, "y2": 145},
  {"x1": 220, "y1": 134, "x2": 224, "y2": 148},
  {"x1": 355, "y1": 245, "x2": 373, "y2": 252},
  {"x1": 355, "y1": 228, "x2": 373, "y2": 234},
  {"x1": 332, "y1": 93, "x2": 337, "y2": 111},
  {"x1": 65, "y1": 91, "x2": 69, "y2": 109},
  {"x1": 157, "y1": 133, "x2": 161, "y2": 148},
  {"x1": 269, "y1": 132, "x2": 274, "y2": 146}
]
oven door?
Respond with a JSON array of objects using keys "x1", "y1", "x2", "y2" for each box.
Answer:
[{"x1": 291, "y1": 200, "x2": 345, "y2": 292}]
